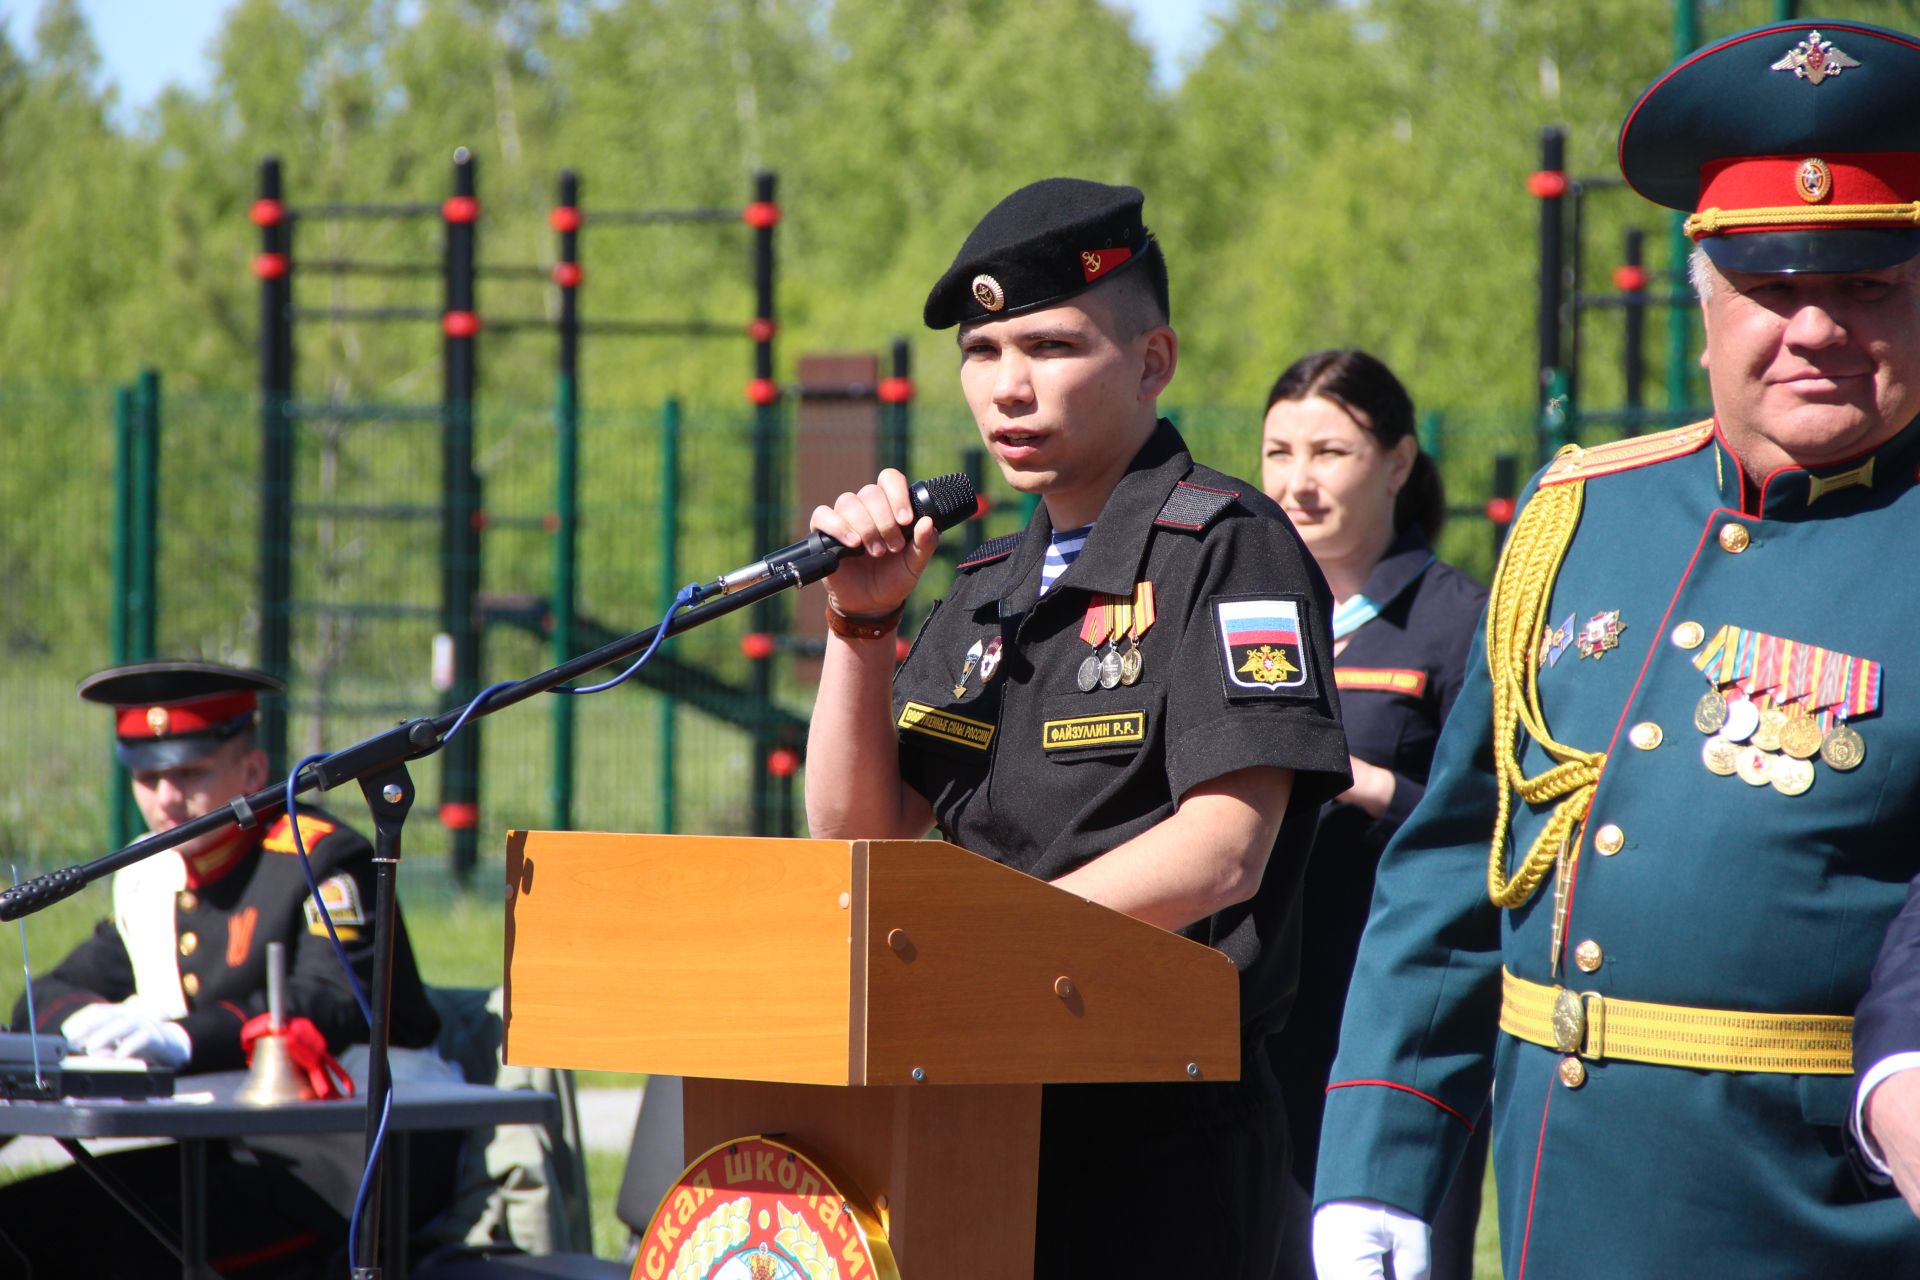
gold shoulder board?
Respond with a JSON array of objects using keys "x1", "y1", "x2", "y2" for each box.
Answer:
[{"x1": 1539, "y1": 420, "x2": 1714, "y2": 488}]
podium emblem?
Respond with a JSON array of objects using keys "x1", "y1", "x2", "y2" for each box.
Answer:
[{"x1": 637, "y1": 1135, "x2": 899, "y2": 1280}]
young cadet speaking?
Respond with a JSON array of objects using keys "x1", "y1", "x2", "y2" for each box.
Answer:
[
  {"x1": 803, "y1": 178, "x2": 1351, "y2": 1275},
  {"x1": 1313, "y1": 19, "x2": 1920, "y2": 1280}
]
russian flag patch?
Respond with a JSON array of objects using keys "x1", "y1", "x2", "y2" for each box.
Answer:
[{"x1": 1216, "y1": 596, "x2": 1314, "y2": 696}]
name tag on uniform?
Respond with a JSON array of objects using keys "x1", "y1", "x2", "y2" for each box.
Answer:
[
  {"x1": 1335, "y1": 667, "x2": 1429, "y2": 697},
  {"x1": 897, "y1": 701, "x2": 996, "y2": 751},
  {"x1": 1042, "y1": 710, "x2": 1147, "y2": 752}
]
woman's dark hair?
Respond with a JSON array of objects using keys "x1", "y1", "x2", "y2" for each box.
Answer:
[{"x1": 1264, "y1": 349, "x2": 1446, "y2": 541}]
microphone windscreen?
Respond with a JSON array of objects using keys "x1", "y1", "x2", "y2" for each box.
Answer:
[{"x1": 911, "y1": 474, "x2": 979, "y2": 533}]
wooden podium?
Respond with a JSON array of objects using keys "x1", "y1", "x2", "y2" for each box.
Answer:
[{"x1": 501, "y1": 832, "x2": 1240, "y2": 1278}]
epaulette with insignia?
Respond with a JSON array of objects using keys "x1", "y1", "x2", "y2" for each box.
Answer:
[
  {"x1": 1539, "y1": 420, "x2": 1714, "y2": 488},
  {"x1": 957, "y1": 532, "x2": 1022, "y2": 571},
  {"x1": 1154, "y1": 480, "x2": 1241, "y2": 532},
  {"x1": 264, "y1": 811, "x2": 337, "y2": 854}
]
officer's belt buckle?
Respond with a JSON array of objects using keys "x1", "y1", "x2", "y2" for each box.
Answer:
[{"x1": 1549, "y1": 987, "x2": 1606, "y2": 1059}]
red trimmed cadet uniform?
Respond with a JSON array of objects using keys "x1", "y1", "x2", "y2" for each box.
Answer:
[
  {"x1": 893, "y1": 418, "x2": 1351, "y2": 1274},
  {"x1": 13, "y1": 665, "x2": 439, "y2": 1065},
  {"x1": 3, "y1": 662, "x2": 441, "y2": 1279},
  {"x1": 1316, "y1": 21, "x2": 1920, "y2": 1278}
]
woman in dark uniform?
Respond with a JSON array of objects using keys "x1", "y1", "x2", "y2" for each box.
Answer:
[{"x1": 1259, "y1": 350, "x2": 1488, "y2": 1280}]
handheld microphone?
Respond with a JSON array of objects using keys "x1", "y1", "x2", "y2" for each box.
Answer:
[{"x1": 693, "y1": 473, "x2": 978, "y2": 602}]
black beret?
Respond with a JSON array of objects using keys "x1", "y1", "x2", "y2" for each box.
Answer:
[
  {"x1": 1620, "y1": 20, "x2": 1920, "y2": 273},
  {"x1": 924, "y1": 178, "x2": 1156, "y2": 330},
  {"x1": 79, "y1": 660, "x2": 283, "y2": 770}
]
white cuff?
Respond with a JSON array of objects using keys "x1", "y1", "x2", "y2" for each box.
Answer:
[{"x1": 1853, "y1": 1053, "x2": 1920, "y2": 1176}]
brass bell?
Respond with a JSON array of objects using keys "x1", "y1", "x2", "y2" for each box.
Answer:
[
  {"x1": 237, "y1": 941, "x2": 312, "y2": 1106},
  {"x1": 236, "y1": 1031, "x2": 313, "y2": 1106}
]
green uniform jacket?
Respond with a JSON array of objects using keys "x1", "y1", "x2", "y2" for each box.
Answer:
[{"x1": 1316, "y1": 419, "x2": 1920, "y2": 1277}]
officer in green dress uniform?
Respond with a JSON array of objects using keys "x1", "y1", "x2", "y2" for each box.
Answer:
[
  {"x1": 805, "y1": 178, "x2": 1351, "y2": 1275},
  {"x1": 1313, "y1": 19, "x2": 1920, "y2": 1279}
]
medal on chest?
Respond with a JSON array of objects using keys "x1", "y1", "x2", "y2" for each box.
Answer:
[{"x1": 1689, "y1": 624, "x2": 1880, "y2": 796}]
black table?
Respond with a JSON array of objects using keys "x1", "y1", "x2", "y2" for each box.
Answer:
[{"x1": 0, "y1": 1068, "x2": 556, "y2": 1279}]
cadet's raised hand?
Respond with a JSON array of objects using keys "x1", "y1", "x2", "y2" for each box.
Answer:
[{"x1": 808, "y1": 468, "x2": 940, "y2": 620}]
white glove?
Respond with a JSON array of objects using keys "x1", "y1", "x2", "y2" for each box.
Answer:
[
  {"x1": 62, "y1": 1000, "x2": 193, "y2": 1069},
  {"x1": 1313, "y1": 1198, "x2": 1432, "y2": 1280},
  {"x1": 58, "y1": 1001, "x2": 124, "y2": 1046}
]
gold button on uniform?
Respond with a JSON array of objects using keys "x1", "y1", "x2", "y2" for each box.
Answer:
[
  {"x1": 178, "y1": 932, "x2": 198, "y2": 957},
  {"x1": 1629, "y1": 722, "x2": 1663, "y2": 750},
  {"x1": 1719, "y1": 522, "x2": 1751, "y2": 553},
  {"x1": 1559, "y1": 1057, "x2": 1588, "y2": 1088},
  {"x1": 1594, "y1": 824, "x2": 1625, "y2": 856},
  {"x1": 178, "y1": 892, "x2": 198, "y2": 913},
  {"x1": 1671, "y1": 621, "x2": 1705, "y2": 650},
  {"x1": 1574, "y1": 939, "x2": 1604, "y2": 973},
  {"x1": 182, "y1": 973, "x2": 200, "y2": 997}
]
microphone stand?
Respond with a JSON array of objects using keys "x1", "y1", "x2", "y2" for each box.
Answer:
[{"x1": 1, "y1": 568, "x2": 807, "y2": 1279}]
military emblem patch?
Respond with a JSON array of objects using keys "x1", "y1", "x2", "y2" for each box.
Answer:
[
  {"x1": 1079, "y1": 245, "x2": 1132, "y2": 283},
  {"x1": 304, "y1": 873, "x2": 367, "y2": 940},
  {"x1": 1215, "y1": 596, "x2": 1314, "y2": 697},
  {"x1": 638, "y1": 1135, "x2": 898, "y2": 1280}
]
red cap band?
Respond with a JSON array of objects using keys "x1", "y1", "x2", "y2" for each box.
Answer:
[
  {"x1": 1697, "y1": 151, "x2": 1920, "y2": 231},
  {"x1": 116, "y1": 690, "x2": 257, "y2": 740}
]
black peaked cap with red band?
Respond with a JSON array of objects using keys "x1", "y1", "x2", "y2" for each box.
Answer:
[
  {"x1": 79, "y1": 660, "x2": 284, "y2": 770},
  {"x1": 923, "y1": 178, "x2": 1158, "y2": 330},
  {"x1": 1620, "y1": 19, "x2": 1920, "y2": 274}
]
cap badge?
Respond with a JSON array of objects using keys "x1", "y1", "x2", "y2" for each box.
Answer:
[
  {"x1": 146, "y1": 706, "x2": 170, "y2": 735},
  {"x1": 971, "y1": 274, "x2": 1006, "y2": 312},
  {"x1": 1796, "y1": 157, "x2": 1833, "y2": 203},
  {"x1": 1770, "y1": 31, "x2": 1861, "y2": 86}
]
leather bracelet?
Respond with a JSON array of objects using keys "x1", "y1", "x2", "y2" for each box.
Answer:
[{"x1": 825, "y1": 603, "x2": 903, "y2": 640}]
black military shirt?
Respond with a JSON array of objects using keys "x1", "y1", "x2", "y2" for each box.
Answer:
[
  {"x1": 892, "y1": 420, "x2": 1350, "y2": 1034},
  {"x1": 18, "y1": 807, "x2": 439, "y2": 1071}
]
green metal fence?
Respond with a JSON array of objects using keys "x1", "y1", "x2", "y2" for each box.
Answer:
[{"x1": 2, "y1": 378, "x2": 1570, "y2": 887}]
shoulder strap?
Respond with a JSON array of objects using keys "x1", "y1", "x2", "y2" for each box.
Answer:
[
  {"x1": 1154, "y1": 479, "x2": 1240, "y2": 532},
  {"x1": 956, "y1": 532, "x2": 1023, "y2": 571},
  {"x1": 1539, "y1": 420, "x2": 1714, "y2": 488}
]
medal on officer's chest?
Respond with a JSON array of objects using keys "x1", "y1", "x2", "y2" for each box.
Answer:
[
  {"x1": 1100, "y1": 593, "x2": 1131, "y2": 689},
  {"x1": 977, "y1": 636, "x2": 1003, "y2": 685},
  {"x1": 952, "y1": 639, "x2": 985, "y2": 699},
  {"x1": 1076, "y1": 597, "x2": 1111, "y2": 692},
  {"x1": 1688, "y1": 624, "x2": 1881, "y2": 795},
  {"x1": 1120, "y1": 581, "x2": 1155, "y2": 686},
  {"x1": 1576, "y1": 609, "x2": 1624, "y2": 659},
  {"x1": 1539, "y1": 612, "x2": 1575, "y2": 668}
]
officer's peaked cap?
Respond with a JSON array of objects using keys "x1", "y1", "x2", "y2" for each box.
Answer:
[{"x1": 1620, "y1": 19, "x2": 1920, "y2": 274}]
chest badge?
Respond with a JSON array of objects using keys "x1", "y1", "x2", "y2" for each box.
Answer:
[
  {"x1": 1691, "y1": 624, "x2": 1881, "y2": 794},
  {"x1": 1576, "y1": 610, "x2": 1624, "y2": 659},
  {"x1": 1539, "y1": 612, "x2": 1575, "y2": 668},
  {"x1": 951, "y1": 639, "x2": 985, "y2": 699},
  {"x1": 977, "y1": 636, "x2": 1003, "y2": 685}
]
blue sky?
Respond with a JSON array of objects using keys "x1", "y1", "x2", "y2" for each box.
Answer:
[{"x1": 4, "y1": 0, "x2": 1233, "y2": 117}]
